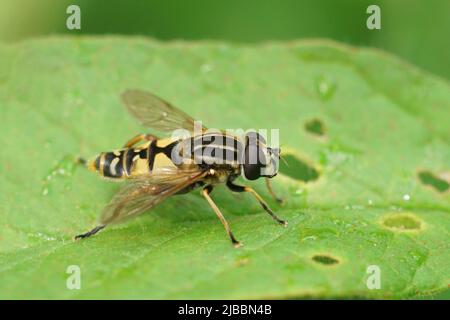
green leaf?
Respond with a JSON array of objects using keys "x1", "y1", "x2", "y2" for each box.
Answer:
[{"x1": 0, "y1": 37, "x2": 449, "y2": 299}]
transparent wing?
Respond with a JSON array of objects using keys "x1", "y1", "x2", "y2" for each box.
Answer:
[
  {"x1": 99, "y1": 167, "x2": 207, "y2": 225},
  {"x1": 121, "y1": 89, "x2": 207, "y2": 134}
]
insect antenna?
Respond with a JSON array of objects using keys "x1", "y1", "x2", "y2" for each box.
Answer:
[
  {"x1": 272, "y1": 144, "x2": 288, "y2": 167},
  {"x1": 280, "y1": 154, "x2": 289, "y2": 167}
]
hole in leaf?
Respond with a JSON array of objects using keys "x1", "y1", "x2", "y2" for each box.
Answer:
[
  {"x1": 382, "y1": 213, "x2": 422, "y2": 232},
  {"x1": 312, "y1": 254, "x2": 339, "y2": 265},
  {"x1": 304, "y1": 118, "x2": 326, "y2": 136},
  {"x1": 418, "y1": 170, "x2": 449, "y2": 193},
  {"x1": 279, "y1": 154, "x2": 319, "y2": 182}
]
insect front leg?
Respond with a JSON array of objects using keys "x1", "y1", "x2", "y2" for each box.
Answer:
[
  {"x1": 265, "y1": 177, "x2": 284, "y2": 204},
  {"x1": 202, "y1": 185, "x2": 241, "y2": 248},
  {"x1": 123, "y1": 133, "x2": 158, "y2": 148},
  {"x1": 74, "y1": 225, "x2": 106, "y2": 240},
  {"x1": 227, "y1": 181, "x2": 287, "y2": 227}
]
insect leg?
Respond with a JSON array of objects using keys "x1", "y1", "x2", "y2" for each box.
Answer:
[
  {"x1": 227, "y1": 181, "x2": 287, "y2": 226},
  {"x1": 123, "y1": 134, "x2": 158, "y2": 148},
  {"x1": 74, "y1": 225, "x2": 106, "y2": 240},
  {"x1": 265, "y1": 177, "x2": 284, "y2": 204},
  {"x1": 202, "y1": 185, "x2": 241, "y2": 247}
]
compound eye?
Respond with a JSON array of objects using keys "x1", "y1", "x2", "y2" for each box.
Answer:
[
  {"x1": 243, "y1": 138, "x2": 267, "y2": 180},
  {"x1": 243, "y1": 163, "x2": 262, "y2": 180},
  {"x1": 244, "y1": 148, "x2": 263, "y2": 180},
  {"x1": 245, "y1": 131, "x2": 266, "y2": 145}
]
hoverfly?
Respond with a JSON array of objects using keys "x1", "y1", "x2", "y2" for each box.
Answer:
[{"x1": 76, "y1": 90, "x2": 286, "y2": 247}]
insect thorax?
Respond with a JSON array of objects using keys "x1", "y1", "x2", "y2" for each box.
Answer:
[{"x1": 173, "y1": 133, "x2": 244, "y2": 170}]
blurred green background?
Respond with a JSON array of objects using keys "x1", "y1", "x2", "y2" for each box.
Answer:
[{"x1": 0, "y1": 0, "x2": 449, "y2": 79}]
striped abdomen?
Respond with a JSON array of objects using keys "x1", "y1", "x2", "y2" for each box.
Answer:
[
  {"x1": 89, "y1": 146, "x2": 147, "y2": 179},
  {"x1": 88, "y1": 138, "x2": 181, "y2": 179}
]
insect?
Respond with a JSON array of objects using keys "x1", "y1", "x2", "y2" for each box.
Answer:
[{"x1": 76, "y1": 89, "x2": 286, "y2": 247}]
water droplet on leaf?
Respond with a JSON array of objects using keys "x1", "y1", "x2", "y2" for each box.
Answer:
[
  {"x1": 316, "y1": 76, "x2": 336, "y2": 101},
  {"x1": 41, "y1": 155, "x2": 77, "y2": 196},
  {"x1": 200, "y1": 63, "x2": 213, "y2": 73}
]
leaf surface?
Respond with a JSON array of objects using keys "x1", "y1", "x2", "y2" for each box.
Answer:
[{"x1": 0, "y1": 37, "x2": 449, "y2": 299}]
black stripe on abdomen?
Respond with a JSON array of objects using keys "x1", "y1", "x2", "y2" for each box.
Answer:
[
  {"x1": 124, "y1": 148, "x2": 147, "y2": 176},
  {"x1": 94, "y1": 155, "x2": 101, "y2": 170},
  {"x1": 102, "y1": 151, "x2": 125, "y2": 178},
  {"x1": 148, "y1": 140, "x2": 157, "y2": 171}
]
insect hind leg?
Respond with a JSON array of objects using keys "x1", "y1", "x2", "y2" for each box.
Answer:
[{"x1": 75, "y1": 225, "x2": 106, "y2": 240}]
